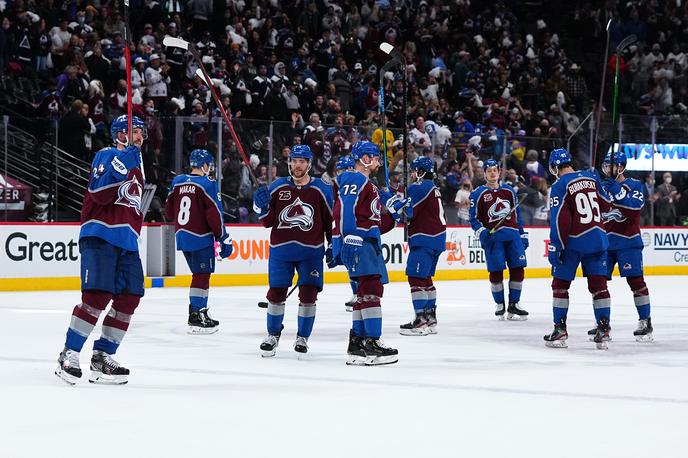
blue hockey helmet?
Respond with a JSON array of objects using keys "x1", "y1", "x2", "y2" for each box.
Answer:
[
  {"x1": 335, "y1": 155, "x2": 356, "y2": 171},
  {"x1": 289, "y1": 144, "x2": 313, "y2": 160},
  {"x1": 350, "y1": 141, "x2": 380, "y2": 161},
  {"x1": 548, "y1": 148, "x2": 572, "y2": 175},
  {"x1": 483, "y1": 158, "x2": 501, "y2": 170},
  {"x1": 111, "y1": 115, "x2": 146, "y2": 144},
  {"x1": 189, "y1": 149, "x2": 214, "y2": 168},
  {"x1": 411, "y1": 156, "x2": 433, "y2": 173},
  {"x1": 602, "y1": 150, "x2": 628, "y2": 177}
]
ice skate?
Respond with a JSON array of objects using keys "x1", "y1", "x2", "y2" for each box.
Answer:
[
  {"x1": 544, "y1": 318, "x2": 568, "y2": 348},
  {"x1": 55, "y1": 348, "x2": 82, "y2": 385},
  {"x1": 294, "y1": 336, "x2": 309, "y2": 355},
  {"x1": 89, "y1": 350, "x2": 129, "y2": 385},
  {"x1": 188, "y1": 306, "x2": 219, "y2": 334},
  {"x1": 507, "y1": 302, "x2": 528, "y2": 321},
  {"x1": 425, "y1": 308, "x2": 437, "y2": 334},
  {"x1": 399, "y1": 315, "x2": 429, "y2": 336},
  {"x1": 634, "y1": 318, "x2": 653, "y2": 342},
  {"x1": 593, "y1": 317, "x2": 611, "y2": 350},
  {"x1": 260, "y1": 325, "x2": 283, "y2": 357},
  {"x1": 495, "y1": 302, "x2": 506, "y2": 320},
  {"x1": 345, "y1": 295, "x2": 357, "y2": 312},
  {"x1": 346, "y1": 329, "x2": 367, "y2": 366},
  {"x1": 364, "y1": 339, "x2": 398, "y2": 366}
]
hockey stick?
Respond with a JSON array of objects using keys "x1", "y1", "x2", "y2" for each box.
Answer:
[
  {"x1": 257, "y1": 284, "x2": 298, "y2": 308},
  {"x1": 378, "y1": 52, "x2": 400, "y2": 190},
  {"x1": 489, "y1": 198, "x2": 524, "y2": 234},
  {"x1": 122, "y1": 0, "x2": 144, "y2": 179},
  {"x1": 164, "y1": 37, "x2": 258, "y2": 185}
]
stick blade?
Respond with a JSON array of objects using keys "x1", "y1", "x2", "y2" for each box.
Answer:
[
  {"x1": 163, "y1": 36, "x2": 189, "y2": 50},
  {"x1": 195, "y1": 68, "x2": 212, "y2": 86}
]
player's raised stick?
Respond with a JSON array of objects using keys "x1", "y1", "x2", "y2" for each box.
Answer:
[{"x1": 123, "y1": 0, "x2": 144, "y2": 179}]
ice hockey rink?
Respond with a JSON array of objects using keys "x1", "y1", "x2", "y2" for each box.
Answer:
[{"x1": 2, "y1": 276, "x2": 686, "y2": 458}]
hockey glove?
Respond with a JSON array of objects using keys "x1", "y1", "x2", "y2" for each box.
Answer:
[
  {"x1": 520, "y1": 232, "x2": 529, "y2": 250},
  {"x1": 378, "y1": 188, "x2": 395, "y2": 207},
  {"x1": 341, "y1": 235, "x2": 363, "y2": 271},
  {"x1": 218, "y1": 234, "x2": 234, "y2": 259},
  {"x1": 112, "y1": 146, "x2": 141, "y2": 175},
  {"x1": 325, "y1": 244, "x2": 338, "y2": 268},
  {"x1": 477, "y1": 227, "x2": 493, "y2": 252},
  {"x1": 252, "y1": 186, "x2": 271, "y2": 215},
  {"x1": 386, "y1": 195, "x2": 412, "y2": 221},
  {"x1": 604, "y1": 178, "x2": 626, "y2": 200},
  {"x1": 548, "y1": 244, "x2": 563, "y2": 266}
]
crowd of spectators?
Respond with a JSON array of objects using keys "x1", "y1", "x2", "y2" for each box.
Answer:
[{"x1": 1, "y1": 0, "x2": 688, "y2": 225}]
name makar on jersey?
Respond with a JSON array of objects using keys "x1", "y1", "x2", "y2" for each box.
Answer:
[
  {"x1": 258, "y1": 176, "x2": 334, "y2": 259},
  {"x1": 165, "y1": 174, "x2": 226, "y2": 251},
  {"x1": 80, "y1": 146, "x2": 145, "y2": 252}
]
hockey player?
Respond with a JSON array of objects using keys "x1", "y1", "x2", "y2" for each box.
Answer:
[
  {"x1": 253, "y1": 145, "x2": 333, "y2": 357},
  {"x1": 591, "y1": 151, "x2": 653, "y2": 341},
  {"x1": 329, "y1": 154, "x2": 359, "y2": 312},
  {"x1": 544, "y1": 148, "x2": 612, "y2": 349},
  {"x1": 333, "y1": 140, "x2": 408, "y2": 366},
  {"x1": 164, "y1": 149, "x2": 233, "y2": 334},
  {"x1": 55, "y1": 115, "x2": 147, "y2": 385},
  {"x1": 398, "y1": 156, "x2": 447, "y2": 335},
  {"x1": 469, "y1": 159, "x2": 529, "y2": 320}
]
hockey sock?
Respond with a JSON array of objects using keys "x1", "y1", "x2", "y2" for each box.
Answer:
[
  {"x1": 297, "y1": 286, "x2": 318, "y2": 338},
  {"x1": 409, "y1": 277, "x2": 429, "y2": 315},
  {"x1": 266, "y1": 287, "x2": 288, "y2": 334},
  {"x1": 508, "y1": 267, "x2": 524, "y2": 303},
  {"x1": 489, "y1": 271, "x2": 505, "y2": 304},
  {"x1": 93, "y1": 294, "x2": 140, "y2": 355},
  {"x1": 189, "y1": 273, "x2": 211, "y2": 312},
  {"x1": 426, "y1": 283, "x2": 437, "y2": 312},
  {"x1": 65, "y1": 291, "x2": 112, "y2": 352},
  {"x1": 358, "y1": 275, "x2": 384, "y2": 339},
  {"x1": 351, "y1": 309, "x2": 365, "y2": 337},
  {"x1": 551, "y1": 278, "x2": 571, "y2": 323},
  {"x1": 588, "y1": 275, "x2": 611, "y2": 322},
  {"x1": 627, "y1": 276, "x2": 651, "y2": 320}
]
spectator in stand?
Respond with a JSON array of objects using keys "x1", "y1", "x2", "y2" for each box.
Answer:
[
  {"x1": 656, "y1": 172, "x2": 678, "y2": 226},
  {"x1": 454, "y1": 178, "x2": 473, "y2": 226},
  {"x1": 85, "y1": 42, "x2": 110, "y2": 84},
  {"x1": 58, "y1": 100, "x2": 90, "y2": 161},
  {"x1": 145, "y1": 54, "x2": 170, "y2": 104},
  {"x1": 641, "y1": 174, "x2": 655, "y2": 226},
  {"x1": 409, "y1": 116, "x2": 431, "y2": 154},
  {"x1": 523, "y1": 149, "x2": 546, "y2": 184}
]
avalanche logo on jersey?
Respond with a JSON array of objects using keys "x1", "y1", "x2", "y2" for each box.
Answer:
[
  {"x1": 369, "y1": 195, "x2": 381, "y2": 222},
  {"x1": 602, "y1": 208, "x2": 626, "y2": 223},
  {"x1": 278, "y1": 197, "x2": 314, "y2": 231},
  {"x1": 487, "y1": 197, "x2": 511, "y2": 223},
  {"x1": 115, "y1": 175, "x2": 143, "y2": 215}
]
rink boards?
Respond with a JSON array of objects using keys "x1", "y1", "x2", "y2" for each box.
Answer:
[{"x1": 0, "y1": 223, "x2": 687, "y2": 291}]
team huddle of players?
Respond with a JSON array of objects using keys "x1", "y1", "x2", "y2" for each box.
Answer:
[{"x1": 54, "y1": 115, "x2": 654, "y2": 384}]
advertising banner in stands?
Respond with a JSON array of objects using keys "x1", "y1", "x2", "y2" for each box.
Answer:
[{"x1": 610, "y1": 143, "x2": 688, "y2": 171}]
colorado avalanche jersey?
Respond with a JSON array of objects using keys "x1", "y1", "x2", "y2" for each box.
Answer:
[
  {"x1": 469, "y1": 184, "x2": 523, "y2": 242},
  {"x1": 80, "y1": 147, "x2": 144, "y2": 252},
  {"x1": 407, "y1": 179, "x2": 447, "y2": 251},
  {"x1": 549, "y1": 170, "x2": 609, "y2": 254},
  {"x1": 259, "y1": 176, "x2": 333, "y2": 260},
  {"x1": 332, "y1": 171, "x2": 396, "y2": 256},
  {"x1": 164, "y1": 174, "x2": 226, "y2": 252},
  {"x1": 601, "y1": 177, "x2": 644, "y2": 250}
]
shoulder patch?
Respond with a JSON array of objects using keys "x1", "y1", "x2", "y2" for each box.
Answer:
[{"x1": 112, "y1": 156, "x2": 128, "y2": 175}]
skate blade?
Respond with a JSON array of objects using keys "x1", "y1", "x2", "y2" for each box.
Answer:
[
  {"x1": 261, "y1": 349, "x2": 277, "y2": 358},
  {"x1": 365, "y1": 355, "x2": 399, "y2": 366},
  {"x1": 426, "y1": 326, "x2": 437, "y2": 335},
  {"x1": 345, "y1": 306, "x2": 353, "y2": 312},
  {"x1": 545, "y1": 340, "x2": 568, "y2": 348},
  {"x1": 88, "y1": 372, "x2": 128, "y2": 385},
  {"x1": 635, "y1": 333, "x2": 654, "y2": 342},
  {"x1": 589, "y1": 336, "x2": 612, "y2": 342},
  {"x1": 55, "y1": 367, "x2": 79, "y2": 386},
  {"x1": 346, "y1": 355, "x2": 367, "y2": 366},
  {"x1": 595, "y1": 341, "x2": 609, "y2": 350},
  {"x1": 399, "y1": 328, "x2": 428, "y2": 336},
  {"x1": 507, "y1": 314, "x2": 528, "y2": 321},
  {"x1": 188, "y1": 325, "x2": 219, "y2": 335},
  {"x1": 496, "y1": 314, "x2": 506, "y2": 321},
  {"x1": 258, "y1": 302, "x2": 268, "y2": 308}
]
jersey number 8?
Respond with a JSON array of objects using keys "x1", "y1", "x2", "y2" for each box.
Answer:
[{"x1": 178, "y1": 196, "x2": 192, "y2": 226}]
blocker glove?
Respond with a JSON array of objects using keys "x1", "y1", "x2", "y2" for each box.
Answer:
[
  {"x1": 253, "y1": 186, "x2": 271, "y2": 214},
  {"x1": 386, "y1": 195, "x2": 412, "y2": 221},
  {"x1": 548, "y1": 244, "x2": 563, "y2": 266},
  {"x1": 218, "y1": 234, "x2": 234, "y2": 259},
  {"x1": 341, "y1": 235, "x2": 363, "y2": 271}
]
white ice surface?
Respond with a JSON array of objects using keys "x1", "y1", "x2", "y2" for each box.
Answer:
[{"x1": 2, "y1": 276, "x2": 687, "y2": 458}]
